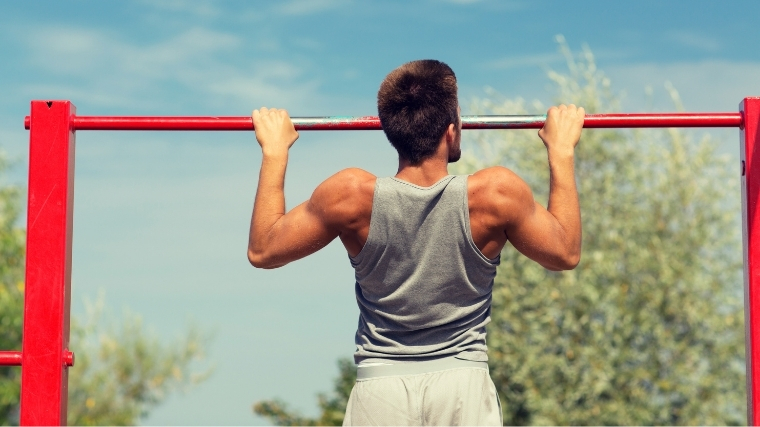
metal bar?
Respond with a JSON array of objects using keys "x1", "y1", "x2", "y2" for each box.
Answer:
[
  {"x1": 0, "y1": 351, "x2": 22, "y2": 366},
  {"x1": 0, "y1": 351, "x2": 73, "y2": 368},
  {"x1": 742, "y1": 97, "x2": 760, "y2": 426},
  {"x1": 21, "y1": 100, "x2": 76, "y2": 426},
  {"x1": 22, "y1": 112, "x2": 744, "y2": 131}
]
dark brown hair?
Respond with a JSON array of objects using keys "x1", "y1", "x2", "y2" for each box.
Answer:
[{"x1": 377, "y1": 60, "x2": 459, "y2": 164}]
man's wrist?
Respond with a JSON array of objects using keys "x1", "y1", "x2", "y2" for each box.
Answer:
[
  {"x1": 262, "y1": 150, "x2": 289, "y2": 162},
  {"x1": 547, "y1": 147, "x2": 575, "y2": 162}
]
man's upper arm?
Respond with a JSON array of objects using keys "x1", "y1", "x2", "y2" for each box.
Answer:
[
  {"x1": 487, "y1": 168, "x2": 577, "y2": 271},
  {"x1": 249, "y1": 169, "x2": 367, "y2": 269}
]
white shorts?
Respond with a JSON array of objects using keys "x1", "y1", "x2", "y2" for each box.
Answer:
[{"x1": 343, "y1": 357, "x2": 502, "y2": 426}]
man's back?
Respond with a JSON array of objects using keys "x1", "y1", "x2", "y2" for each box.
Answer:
[{"x1": 351, "y1": 175, "x2": 498, "y2": 363}]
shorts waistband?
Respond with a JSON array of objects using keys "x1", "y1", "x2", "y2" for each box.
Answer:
[{"x1": 356, "y1": 356, "x2": 488, "y2": 380}]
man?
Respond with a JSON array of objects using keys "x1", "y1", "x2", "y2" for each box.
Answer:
[{"x1": 248, "y1": 59, "x2": 584, "y2": 426}]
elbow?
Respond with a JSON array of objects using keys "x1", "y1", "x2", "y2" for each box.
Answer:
[
  {"x1": 247, "y1": 250, "x2": 265, "y2": 268},
  {"x1": 556, "y1": 252, "x2": 581, "y2": 271},
  {"x1": 248, "y1": 249, "x2": 288, "y2": 269},
  {"x1": 563, "y1": 253, "x2": 581, "y2": 270},
  {"x1": 543, "y1": 252, "x2": 580, "y2": 271},
  {"x1": 554, "y1": 239, "x2": 582, "y2": 270},
  {"x1": 248, "y1": 249, "x2": 274, "y2": 269}
]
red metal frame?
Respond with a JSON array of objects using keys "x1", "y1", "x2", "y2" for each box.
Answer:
[
  {"x1": 742, "y1": 97, "x2": 760, "y2": 425},
  {"x1": 8, "y1": 100, "x2": 756, "y2": 425},
  {"x1": 20, "y1": 101, "x2": 76, "y2": 426}
]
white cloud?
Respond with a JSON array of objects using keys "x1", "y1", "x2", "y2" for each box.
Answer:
[
  {"x1": 16, "y1": 25, "x2": 326, "y2": 112},
  {"x1": 429, "y1": 0, "x2": 527, "y2": 10},
  {"x1": 275, "y1": 0, "x2": 351, "y2": 15},
  {"x1": 606, "y1": 60, "x2": 760, "y2": 113},
  {"x1": 292, "y1": 37, "x2": 324, "y2": 51},
  {"x1": 205, "y1": 70, "x2": 321, "y2": 106},
  {"x1": 482, "y1": 45, "x2": 632, "y2": 72},
  {"x1": 17, "y1": 83, "x2": 140, "y2": 110},
  {"x1": 667, "y1": 30, "x2": 721, "y2": 52},
  {"x1": 25, "y1": 26, "x2": 239, "y2": 78},
  {"x1": 483, "y1": 52, "x2": 563, "y2": 70},
  {"x1": 136, "y1": 0, "x2": 221, "y2": 17}
]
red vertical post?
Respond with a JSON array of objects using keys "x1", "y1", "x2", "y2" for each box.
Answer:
[
  {"x1": 742, "y1": 97, "x2": 760, "y2": 425},
  {"x1": 20, "y1": 101, "x2": 76, "y2": 425}
]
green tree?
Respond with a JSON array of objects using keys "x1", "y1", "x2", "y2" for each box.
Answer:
[
  {"x1": 0, "y1": 155, "x2": 25, "y2": 425},
  {"x1": 252, "y1": 39, "x2": 746, "y2": 425},
  {"x1": 455, "y1": 38, "x2": 745, "y2": 425},
  {"x1": 0, "y1": 155, "x2": 211, "y2": 426},
  {"x1": 66, "y1": 297, "x2": 211, "y2": 426},
  {"x1": 253, "y1": 358, "x2": 355, "y2": 426}
]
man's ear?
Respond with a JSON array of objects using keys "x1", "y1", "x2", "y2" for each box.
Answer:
[{"x1": 446, "y1": 123, "x2": 456, "y2": 142}]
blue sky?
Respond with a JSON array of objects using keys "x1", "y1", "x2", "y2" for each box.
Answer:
[{"x1": 1, "y1": 0, "x2": 759, "y2": 425}]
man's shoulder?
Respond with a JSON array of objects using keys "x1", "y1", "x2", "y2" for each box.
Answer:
[
  {"x1": 320, "y1": 168, "x2": 376, "y2": 197},
  {"x1": 468, "y1": 166, "x2": 529, "y2": 195},
  {"x1": 311, "y1": 168, "x2": 375, "y2": 221},
  {"x1": 331, "y1": 167, "x2": 377, "y2": 185},
  {"x1": 467, "y1": 166, "x2": 533, "y2": 212}
]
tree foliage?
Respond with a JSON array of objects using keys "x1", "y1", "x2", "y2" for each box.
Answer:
[
  {"x1": 454, "y1": 38, "x2": 745, "y2": 425},
  {"x1": 0, "y1": 155, "x2": 25, "y2": 425},
  {"x1": 66, "y1": 297, "x2": 211, "y2": 426},
  {"x1": 0, "y1": 155, "x2": 211, "y2": 426},
  {"x1": 254, "y1": 39, "x2": 746, "y2": 425},
  {"x1": 253, "y1": 358, "x2": 355, "y2": 426}
]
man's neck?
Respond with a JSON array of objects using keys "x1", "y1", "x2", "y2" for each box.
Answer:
[{"x1": 395, "y1": 155, "x2": 450, "y2": 187}]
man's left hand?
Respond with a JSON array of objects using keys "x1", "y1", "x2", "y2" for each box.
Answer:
[{"x1": 252, "y1": 107, "x2": 299, "y2": 157}]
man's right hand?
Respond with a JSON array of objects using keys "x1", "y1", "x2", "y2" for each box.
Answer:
[{"x1": 538, "y1": 104, "x2": 585, "y2": 156}]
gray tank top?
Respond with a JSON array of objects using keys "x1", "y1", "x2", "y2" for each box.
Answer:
[{"x1": 349, "y1": 175, "x2": 500, "y2": 363}]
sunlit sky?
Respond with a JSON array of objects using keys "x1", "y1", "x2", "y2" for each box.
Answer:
[{"x1": 1, "y1": 1, "x2": 759, "y2": 424}]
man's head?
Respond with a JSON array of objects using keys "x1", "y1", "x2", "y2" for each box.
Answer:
[{"x1": 377, "y1": 60, "x2": 461, "y2": 164}]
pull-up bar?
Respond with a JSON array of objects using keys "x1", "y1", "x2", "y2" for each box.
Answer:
[
  {"x1": 23, "y1": 112, "x2": 745, "y2": 131},
  {"x1": 11, "y1": 99, "x2": 760, "y2": 426}
]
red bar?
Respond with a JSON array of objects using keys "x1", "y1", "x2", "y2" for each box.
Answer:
[
  {"x1": 21, "y1": 100, "x2": 76, "y2": 426},
  {"x1": 581, "y1": 113, "x2": 742, "y2": 128},
  {"x1": 2, "y1": 351, "x2": 74, "y2": 368},
  {"x1": 23, "y1": 112, "x2": 744, "y2": 131},
  {"x1": 0, "y1": 351, "x2": 22, "y2": 366}
]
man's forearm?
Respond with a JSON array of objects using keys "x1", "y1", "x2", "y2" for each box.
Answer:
[
  {"x1": 546, "y1": 150, "x2": 581, "y2": 263},
  {"x1": 249, "y1": 153, "x2": 289, "y2": 257}
]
